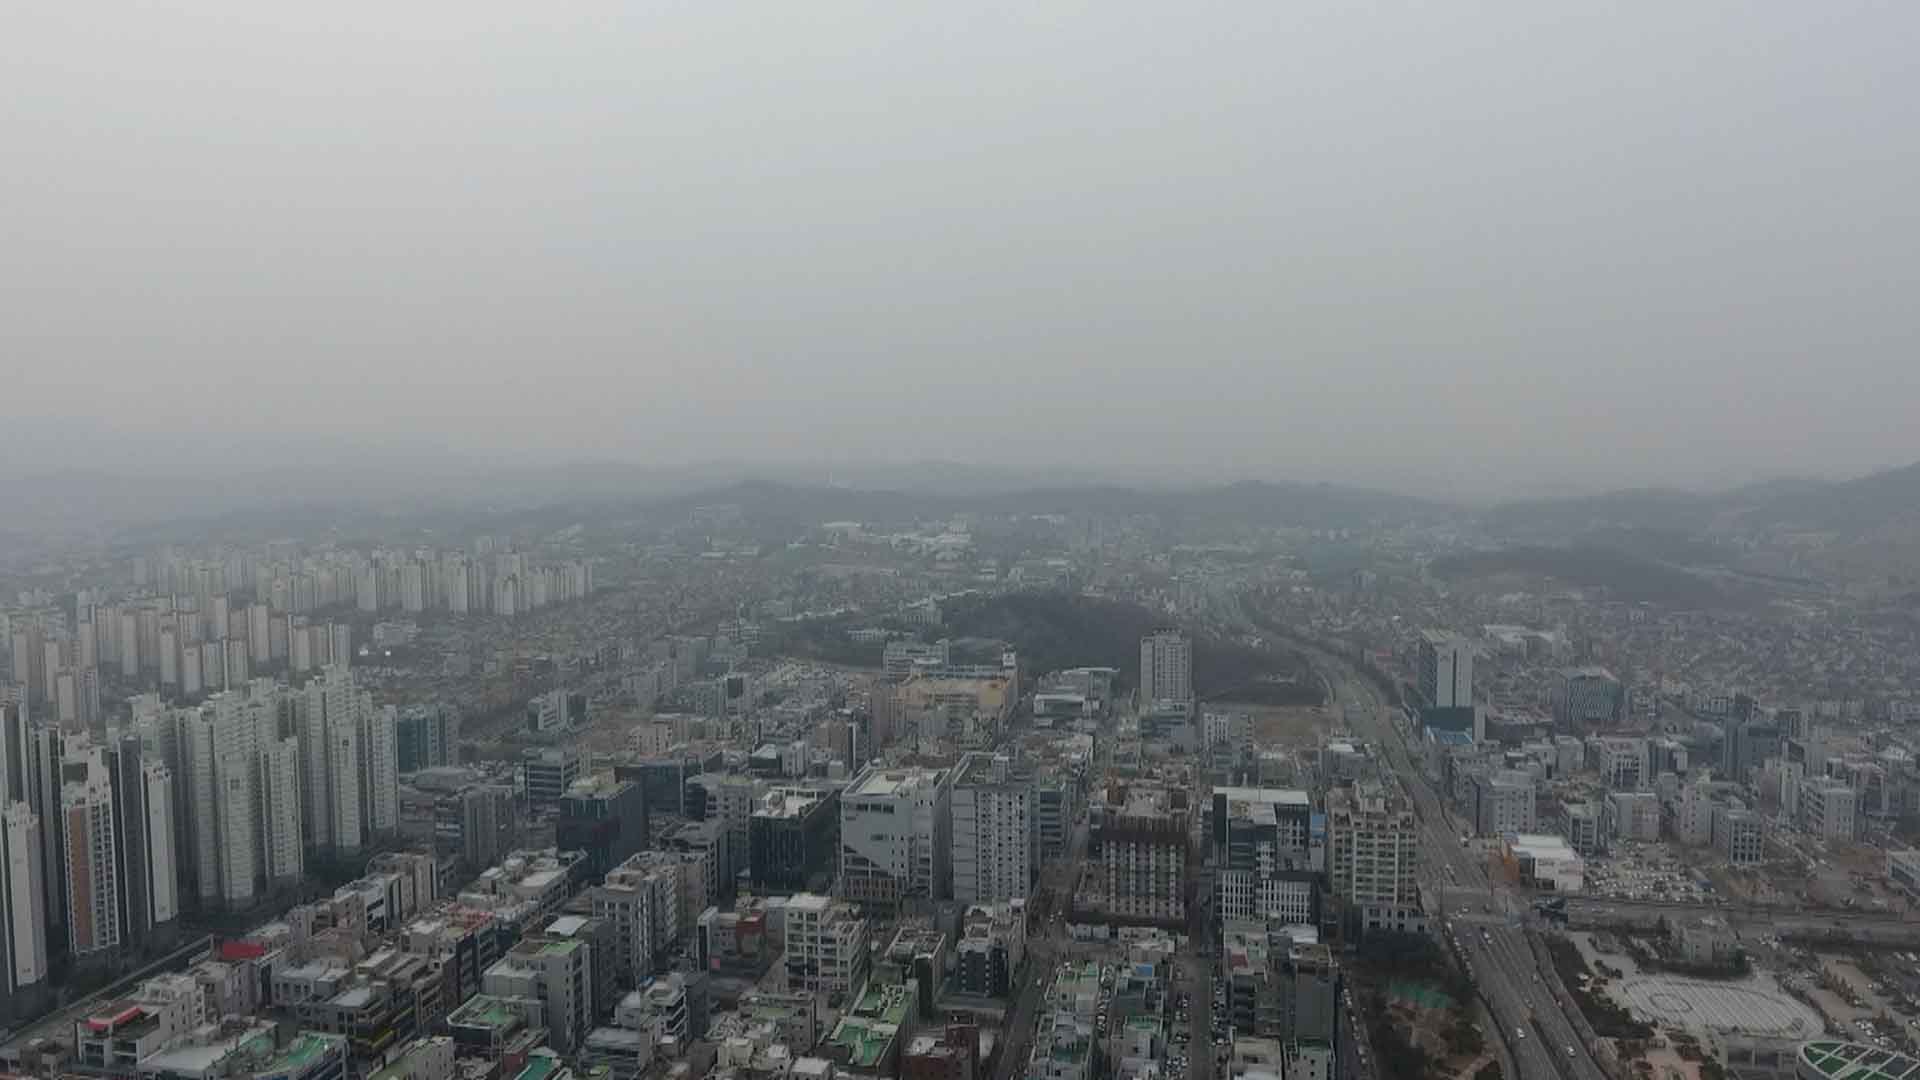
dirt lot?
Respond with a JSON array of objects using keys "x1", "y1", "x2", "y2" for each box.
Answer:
[{"x1": 1230, "y1": 703, "x2": 1337, "y2": 748}]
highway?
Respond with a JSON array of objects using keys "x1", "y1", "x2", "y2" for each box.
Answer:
[{"x1": 1289, "y1": 631, "x2": 1612, "y2": 1080}]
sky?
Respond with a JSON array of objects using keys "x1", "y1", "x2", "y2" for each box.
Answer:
[{"x1": 3, "y1": 2, "x2": 1917, "y2": 499}]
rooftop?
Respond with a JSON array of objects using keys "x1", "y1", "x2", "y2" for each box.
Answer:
[
  {"x1": 449, "y1": 995, "x2": 528, "y2": 1032},
  {"x1": 847, "y1": 766, "x2": 946, "y2": 799},
  {"x1": 1215, "y1": 787, "x2": 1310, "y2": 807},
  {"x1": 1798, "y1": 1040, "x2": 1920, "y2": 1079},
  {"x1": 514, "y1": 1052, "x2": 565, "y2": 1080},
  {"x1": 827, "y1": 1017, "x2": 896, "y2": 1068}
]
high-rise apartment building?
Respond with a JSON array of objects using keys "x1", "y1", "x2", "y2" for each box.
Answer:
[
  {"x1": 106, "y1": 738, "x2": 178, "y2": 951},
  {"x1": 60, "y1": 741, "x2": 121, "y2": 958},
  {"x1": 950, "y1": 753, "x2": 1030, "y2": 905},
  {"x1": 1416, "y1": 630, "x2": 1473, "y2": 710},
  {"x1": 1139, "y1": 630, "x2": 1192, "y2": 705},
  {"x1": 1087, "y1": 783, "x2": 1188, "y2": 923},
  {"x1": 840, "y1": 765, "x2": 953, "y2": 912},
  {"x1": 297, "y1": 665, "x2": 393, "y2": 854},
  {"x1": 0, "y1": 801, "x2": 49, "y2": 1011},
  {"x1": 259, "y1": 738, "x2": 305, "y2": 883},
  {"x1": 1325, "y1": 782, "x2": 1422, "y2": 937}
]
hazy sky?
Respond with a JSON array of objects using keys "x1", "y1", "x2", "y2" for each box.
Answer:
[{"x1": 4, "y1": 2, "x2": 1917, "y2": 497}]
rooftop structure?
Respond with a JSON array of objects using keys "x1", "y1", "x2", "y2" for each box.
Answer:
[{"x1": 1794, "y1": 1041, "x2": 1920, "y2": 1080}]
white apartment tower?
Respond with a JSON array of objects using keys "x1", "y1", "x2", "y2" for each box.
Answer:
[
  {"x1": 259, "y1": 739, "x2": 304, "y2": 883},
  {"x1": 1326, "y1": 781, "x2": 1423, "y2": 936},
  {"x1": 361, "y1": 705, "x2": 398, "y2": 836},
  {"x1": 300, "y1": 665, "x2": 391, "y2": 854},
  {"x1": 138, "y1": 762, "x2": 179, "y2": 928},
  {"x1": 950, "y1": 752, "x2": 1031, "y2": 904},
  {"x1": 0, "y1": 801, "x2": 49, "y2": 998},
  {"x1": 185, "y1": 691, "x2": 265, "y2": 907},
  {"x1": 1139, "y1": 630, "x2": 1192, "y2": 705}
]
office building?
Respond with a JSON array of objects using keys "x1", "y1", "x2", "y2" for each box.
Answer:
[
  {"x1": 1588, "y1": 737, "x2": 1650, "y2": 790},
  {"x1": 1416, "y1": 631, "x2": 1473, "y2": 709},
  {"x1": 1604, "y1": 791, "x2": 1661, "y2": 843},
  {"x1": 1213, "y1": 787, "x2": 1318, "y2": 926},
  {"x1": 841, "y1": 766, "x2": 953, "y2": 912},
  {"x1": 460, "y1": 785, "x2": 518, "y2": 870},
  {"x1": 1722, "y1": 699, "x2": 1782, "y2": 787},
  {"x1": 950, "y1": 753, "x2": 1030, "y2": 905},
  {"x1": 557, "y1": 775, "x2": 649, "y2": 879},
  {"x1": 1553, "y1": 667, "x2": 1623, "y2": 731},
  {"x1": 1801, "y1": 781, "x2": 1857, "y2": 843},
  {"x1": 1470, "y1": 770, "x2": 1536, "y2": 837},
  {"x1": 784, "y1": 893, "x2": 871, "y2": 1000},
  {"x1": 522, "y1": 747, "x2": 583, "y2": 808},
  {"x1": 1324, "y1": 782, "x2": 1422, "y2": 937},
  {"x1": 397, "y1": 705, "x2": 459, "y2": 774},
  {"x1": 1139, "y1": 630, "x2": 1192, "y2": 705},
  {"x1": 750, "y1": 786, "x2": 839, "y2": 893},
  {"x1": 1714, "y1": 806, "x2": 1765, "y2": 865},
  {"x1": 685, "y1": 772, "x2": 756, "y2": 886}
]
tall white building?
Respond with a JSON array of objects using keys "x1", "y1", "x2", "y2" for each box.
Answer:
[
  {"x1": 0, "y1": 801, "x2": 49, "y2": 999},
  {"x1": 139, "y1": 762, "x2": 179, "y2": 928},
  {"x1": 1139, "y1": 630, "x2": 1192, "y2": 705},
  {"x1": 361, "y1": 705, "x2": 398, "y2": 836},
  {"x1": 259, "y1": 739, "x2": 304, "y2": 883},
  {"x1": 184, "y1": 691, "x2": 265, "y2": 908},
  {"x1": 950, "y1": 752, "x2": 1031, "y2": 905},
  {"x1": 1417, "y1": 630, "x2": 1473, "y2": 710},
  {"x1": 326, "y1": 714, "x2": 364, "y2": 853},
  {"x1": 299, "y1": 665, "x2": 392, "y2": 854},
  {"x1": 1326, "y1": 781, "x2": 1423, "y2": 936},
  {"x1": 839, "y1": 765, "x2": 953, "y2": 911}
]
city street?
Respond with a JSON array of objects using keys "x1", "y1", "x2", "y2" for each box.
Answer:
[{"x1": 1289, "y1": 630, "x2": 1611, "y2": 1080}]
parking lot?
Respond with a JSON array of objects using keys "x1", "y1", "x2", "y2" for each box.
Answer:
[{"x1": 1581, "y1": 841, "x2": 1717, "y2": 903}]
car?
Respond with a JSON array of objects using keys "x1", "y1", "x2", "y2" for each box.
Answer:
[
  {"x1": 1516, "y1": 1028, "x2": 1526, "y2": 1040},
  {"x1": 1566, "y1": 1047, "x2": 1576, "y2": 1057}
]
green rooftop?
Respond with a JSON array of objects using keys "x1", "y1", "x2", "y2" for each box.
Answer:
[
  {"x1": 539, "y1": 939, "x2": 583, "y2": 957},
  {"x1": 451, "y1": 996, "x2": 526, "y2": 1031},
  {"x1": 1799, "y1": 1041, "x2": 1920, "y2": 1080},
  {"x1": 850, "y1": 983, "x2": 914, "y2": 1027},
  {"x1": 261, "y1": 1033, "x2": 343, "y2": 1071},
  {"x1": 828, "y1": 1018, "x2": 896, "y2": 1068},
  {"x1": 514, "y1": 1053, "x2": 564, "y2": 1080}
]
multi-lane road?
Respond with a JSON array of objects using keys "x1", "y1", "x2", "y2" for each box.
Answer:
[{"x1": 1298, "y1": 636, "x2": 1612, "y2": 1080}]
